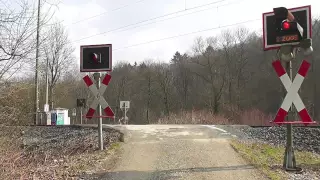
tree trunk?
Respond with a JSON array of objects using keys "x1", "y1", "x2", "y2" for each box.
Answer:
[
  {"x1": 228, "y1": 81, "x2": 232, "y2": 103},
  {"x1": 237, "y1": 74, "x2": 241, "y2": 111},
  {"x1": 164, "y1": 90, "x2": 170, "y2": 117},
  {"x1": 214, "y1": 95, "x2": 219, "y2": 114},
  {"x1": 146, "y1": 76, "x2": 151, "y2": 124},
  {"x1": 183, "y1": 73, "x2": 189, "y2": 110}
]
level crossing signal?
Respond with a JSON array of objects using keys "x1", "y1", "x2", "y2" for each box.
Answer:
[{"x1": 263, "y1": 5, "x2": 311, "y2": 51}]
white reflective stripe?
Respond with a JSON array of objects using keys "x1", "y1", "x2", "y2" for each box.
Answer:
[
  {"x1": 89, "y1": 85, "x2": 99, "y2": 96},
  {"x1": 87, "y1": 76, "x2": 110, "y2": 111},
  {"x1": 99, "y1": 97, "x2": 109, "y2": 109},
  {"x1": 90, "y1": 99, "x2": 99, "y2": 110},
  {"x1": 99, "y1": 84, "x2": 107, "y2": 95},
  {"x1": 97, "y1": 78, "x2": 109, "y2": 109},
  {"x1": 293, "y1": 95, "x2": 305, "y2": 112},
  {"x1": 88, "y1": 85, "x2": 109, "y2": 110},
  {"x1": 280, "y1": 74, "x2": 304, "y2": 111},
  {"x1": 89, "y1": 93, "x2": 109, "y2": 110},
  {"x1": 279, "y1": 75, "x2": 291, "y2": 90},
  {"x1": 279, "y1": 74, "x2": 306, "y2": 112}
]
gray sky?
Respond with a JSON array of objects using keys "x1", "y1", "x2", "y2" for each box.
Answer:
[{"x1": 46, "y1": 0, "x2": 320, "y2": 65}]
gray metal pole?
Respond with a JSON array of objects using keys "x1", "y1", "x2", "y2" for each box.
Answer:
[
  {"x1": 34, "y1": 0, "x2": 41, "y2": 125},
  {"x1": 94, "y1": 73, "x2": 103, "y2": 150},
  {"x1": 124, "y1": 106, "x2": 127, "y2": 124},
  {"x1": 80, "y1": 107, "x2": 83, "y2": 124},
  {"x1": 44, "y1": 45, "x2": 49, "y2": 123},
  {"x1": 45, "y1": 57, "x2": 49, "y2": 107},
  {"x1": 283, "y1": 60, "x2": 296, "y2": 170}
]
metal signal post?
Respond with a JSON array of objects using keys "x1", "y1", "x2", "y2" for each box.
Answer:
[
  {"x1": 80, "y1": 44, "x2": 114, "y2": 151},
  {"x1": 264, "y1": 5, "x2": 316, "y2": 172},
  {"x1": 120, "y1": 101, "x2": 130, "y2": 125},
  {"x1": 282, "y1": 53, "x2": 296, "y2": 170},
  {"x1": 93, "y1": 72, "x2": 103, "y2": 150}
]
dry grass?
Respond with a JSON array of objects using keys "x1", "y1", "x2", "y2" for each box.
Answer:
[
  {"x1": 157, "y1": 110, "x2": 230, "y2": 124},
  {"x1": 0, "y1": 126, "x2": 31, "y2": 178},
  {"x1": 156, "y1": 108, "x2": 274, "y2": 125},
  {"x1": 238, "y1": 109, "x2": 273, "y2": 126},
  {"x1": 230, "y1": 139, "x2": 320, "y2": 180}
]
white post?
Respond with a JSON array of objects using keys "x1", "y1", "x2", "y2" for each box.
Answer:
[
  {"x1": 94, "y1": 72, "x2": 103, "y2": 150},
  {"x1": 80, "y1": 107, "x2": 83, "y2": 124},
  {"x1": 124, "y1": 106, "x2": 127, "y2": 125}
]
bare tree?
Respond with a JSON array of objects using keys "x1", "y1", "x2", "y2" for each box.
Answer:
[
  {"x1": 138, "y1": 60, "x2": 157, "y2": 123},
  {"x1": 155, "y1": 63, "x2": 173, "y2": 117},
  {"x1": 41, "y1": 22, "x2": 75, "y2": 109},
  {"x1": 0, "y1": 0, "x2": 58, "y2": 82},
  {"x1": 191, "y1": 36, "x2": 227, "y2": 113},
  {"x1": 218, "y1": 30, "x2": 236, "y2": 105},
  {"x1": 0, "y1": 1, "x2": 37, "y2": 81},
  {"x1": 171, "y1": 51, "x2": 192, "y2": 110},
  {"x1": 233, "y1": 27, "x2": 250, "y2": 109}
]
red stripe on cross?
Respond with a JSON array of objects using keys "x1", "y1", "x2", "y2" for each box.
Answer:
[
  {"x1": 104, "y1": 106, "x2": 115, "y2": 117},
  {"x1": 274, "y1": 108, "x2": 287, "y2": 123},
  {"x1": 297, "y1": 60, "x2": 310, "y2": 77},
  {"x1": 83, "y1": 75, "x2": 94, "y2": 87},
  {"x1": 86, "y1": 108, "x2": 95, "y2": 119},
  {"x1": 102, "y1": 74, "x2": 111, "y2": 86},
  {"x1": 272, "y1": 60, "x2": 286, "y2": 77}
]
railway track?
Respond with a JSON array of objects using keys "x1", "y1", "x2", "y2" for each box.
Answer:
[{"x1": 250, "y1": 125, "x2": 319, "y2": 128}]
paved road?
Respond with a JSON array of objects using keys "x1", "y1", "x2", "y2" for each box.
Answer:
[{"x1": 86, "y1": 125, "x2": 267, "y2": 180}]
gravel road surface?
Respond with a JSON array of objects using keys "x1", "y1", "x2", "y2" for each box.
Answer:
[{"x1": 83, "y1": 125, "x2": 267, "y2": 180}]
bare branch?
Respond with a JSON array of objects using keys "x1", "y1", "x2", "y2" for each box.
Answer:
[{"x1": 40, "y1": 21, "x2": 75, "y2": 108}]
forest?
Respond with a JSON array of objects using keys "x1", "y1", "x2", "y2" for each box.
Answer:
[{"x1": 1, "y1": 1, "x2": 320, "y2": 126}]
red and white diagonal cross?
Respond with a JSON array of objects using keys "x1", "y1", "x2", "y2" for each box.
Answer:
[
  {"x1": 272, "y1": 60, "x2": 312, "y2": 123},
  {"x1": 83, "y1": 74, "x2": 114, "y2": 119}
]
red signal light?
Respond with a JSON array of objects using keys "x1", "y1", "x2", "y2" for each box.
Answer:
[
  {"x1": 90, "y1": 53, "x2": 99, "y2": 63},
  {"x1": 282, "y1": 21, "x2": 290, "y2": 30},
  {"x1": 92, "y1": 53, "x2": 97, "y2": 62}
]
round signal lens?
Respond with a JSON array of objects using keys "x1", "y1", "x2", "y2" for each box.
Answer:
[
  {"x1": 90, "y1": 53, "x2": 98, "y2": 62},
  {"x1": 282, "y1": 22, "x2": 290, "y2": 30}
]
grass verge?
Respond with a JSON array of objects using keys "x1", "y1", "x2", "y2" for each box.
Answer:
[{"x1": 230, "y1": 139, "x2": 320, "y2": 180}]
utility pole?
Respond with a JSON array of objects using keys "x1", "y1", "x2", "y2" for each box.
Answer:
[
  {"x1": 34, "y1": 0, "x2": 41, "y2": 125},
  {"x1": 45, "y1": 51, "x2": 49, "y2": 110}
]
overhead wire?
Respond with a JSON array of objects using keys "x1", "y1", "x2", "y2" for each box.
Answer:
[
  {"x1": 61, "y1": 0, "x2": 149, "y2": 27},
  {"x1": 101, "y1": 0, "x2": 247, "y2": 36},
  {"x1": 71, "y1": 0, "x2": 230, "y2": 43},
  {"x1": 4, "y1": 0, "x2": 150, "y2": 27},
  {"x1": 62, "y1": 0, "x2": 226, "y2": 28},
  {"x1": 111, "y1": 18, "x2": 260, "y2": 51},
  {"x1": 60, "y1": 0, "x2": 258, "y2": 52},
  {"x1": 40, "y1": 0, "x2": 241, "y2": 30}
]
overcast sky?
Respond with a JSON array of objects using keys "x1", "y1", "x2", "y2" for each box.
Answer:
[{"x1": 40, "y1": 0, "x2": 320, "y2": 65}]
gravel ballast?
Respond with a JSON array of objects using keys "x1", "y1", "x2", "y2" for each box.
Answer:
[
  {"x1": 22, "y1": 125, "x2": 122, "y2": 156},
  {"x1": 238, "y1": 126, "x2": 320, "y2": 154}
]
